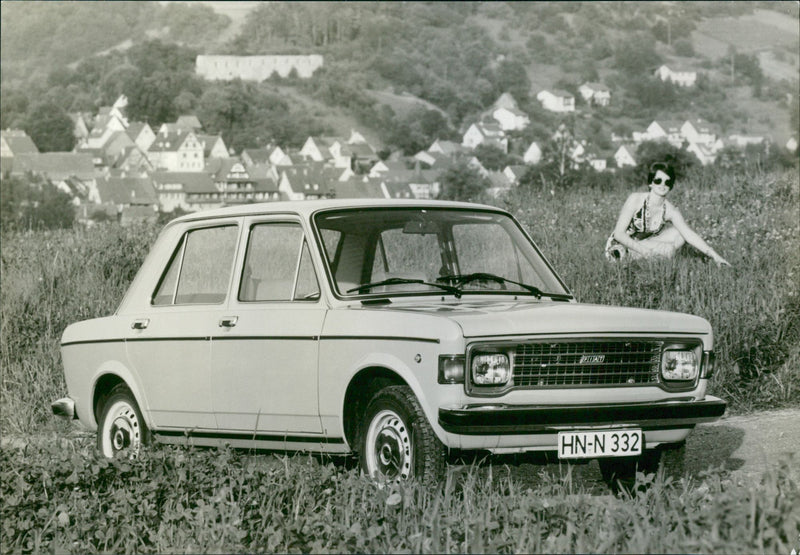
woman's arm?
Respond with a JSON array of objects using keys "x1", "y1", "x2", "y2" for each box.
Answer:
[
  {"x1": 612, "y1": 193, "x2": 653, "y2": 256},
  {"x1": 667, "y1": 204, "x2": 731, "y2": 266}
]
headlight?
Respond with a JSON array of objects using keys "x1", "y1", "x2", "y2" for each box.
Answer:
[
  {"x1": 661, "y1": 350, "x2": 699, "y2": 381},
  {"x1": 472, "y1": 353, "x2": 510, "y2": 386}
]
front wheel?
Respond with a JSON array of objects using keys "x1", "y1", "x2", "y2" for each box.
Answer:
[
  {"x1": 97, "y1": 384, "x2": 149, "y2": 458},
  {"x1": 359, "y1": 385, "x2": 445, "y2": 484}
]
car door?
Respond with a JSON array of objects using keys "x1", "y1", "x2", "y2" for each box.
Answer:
[
  {"x1": 210, "y1": 217, "x2": 326, "y2": 435},
  {"x1": 125, "y1": 221, "x2": 241, "y2": 431}
]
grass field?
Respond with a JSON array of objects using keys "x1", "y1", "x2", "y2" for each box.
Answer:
[{"x1": 1, "y1": 166, "x2": 798, "y2": 552}]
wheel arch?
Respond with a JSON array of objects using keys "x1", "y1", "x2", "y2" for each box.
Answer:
[
  {"x1": 342, "y1": 366, "x2": 408, "y2": 450},
  {"x1": 91, "y1": 370, "x2": 149, "y2": 430}
]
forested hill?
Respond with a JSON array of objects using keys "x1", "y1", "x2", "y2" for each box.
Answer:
[{"x1": 1, "y1": 1, "x2": 797, "y2": 154}]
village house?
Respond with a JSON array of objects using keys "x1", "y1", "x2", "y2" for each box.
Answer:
[
  {"x1": 241, "y1": 148, "x2": 271, "y2": 167},
  {"x1": 125, "y1": 122, "x2": 156, "y2": 152},
  {"x1": 523, "y1": 141, "x2": 542, "y2": 164},
  {"x1": 279, "y1": 162, "x2": 353, "y2": 201},
  {"x1": 11, "y1": 152, "x2": 98, "y2": 195},
  {"x1": 462, "y1": 122, "x2": 508, "y2": 152},
  {"x1": 578, "y1": 82, "x2": 611, "y2": 107},
  {"x1": 686, "y1": 142, "x2": 719, "y2": 166},
  {"x1": 536, "y1": 89, "x2": 575, "y2": 113},
  {"x1": 614, "y1": 144, "x2": 638, "y2": 168},
  {"x1": 69, "y1": 112, "x2": 92, "y2": 142},
  {"x1": 428, "y1": 139, "x2": 466, "y2": 157},
  {"x1": 727, "y1": 134, "x2": 765, "y2": 148},
  {"x1": 1, "y1": 129, "x2": 39, "y2": 173},
  {"x1": 502, "y1": 165, "x2": 527, "y2": 185},
  {"x1": 644, "y1": 120, "x2": 685, "y2": 147},
  {"x1": 175, "y1": 115, "x2": 203, "y2": 132},
  {"x1": 93, "y1": 173, "x2": 159, "y2": 225},
  {"x1": 151, "y1": 171, "x2": 215, "y2": 212},
  {"x1": 197, "y1": 134, "x2": 230, "y2": 159},
  {"x1": 486, "y1": 170, "x2": 512, "y2": 198},
  {"x1": 147, "y1": 129, "x2": 204, "y2": 172},
  {"x1": 485, "y1": 93, "x2": 530, "y2": 132},
  {"x1": 114, "y1": 145, "x2": 153, "y2": 173},
  {"x1": 681, "y1": 119, "x2": 718, "y2": 147},
  {"x1": 654, "y1": 65, "x2": 697, "y2": 87},
  {"x1": 205, "y1": 158, "x2": 282, "y2": 205}
]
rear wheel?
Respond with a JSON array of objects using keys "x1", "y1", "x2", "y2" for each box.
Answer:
[
  {"x1": 97, "y1": 385, "x2": 149, "y2": 458},
  {"x1": 359, "y1": 385, "x2": 445, "y2": 484}
]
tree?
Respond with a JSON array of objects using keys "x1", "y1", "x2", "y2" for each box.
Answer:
[
  {"x1": 0, "y1": 174, "x2": 75, "y2": 231},
  {"x1": 25, "y1": 101, "x2": 75, "y2": 152},
  {"x1": 437, "y1": 165, "x2": 490, "y2": 202},
  {"x1": 473, "y1": 143, "x2": 515, "y2": 171},
  {"x1": 634, "y1": 140, "x2": 699, "y2": 180}
]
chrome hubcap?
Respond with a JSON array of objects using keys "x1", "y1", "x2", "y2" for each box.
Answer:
[
  {"x1": 103, "y1": 402, "x2": 141, "y2": 457},
  {"x1": 366, "y1": 410, "x2": 412, "y2": 480}
]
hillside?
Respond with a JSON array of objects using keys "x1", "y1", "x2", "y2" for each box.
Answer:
[{"x1": 1, "y1": 2, "x2": 797, "y2": 152}]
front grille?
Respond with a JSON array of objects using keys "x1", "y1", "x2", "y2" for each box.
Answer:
[{"x1": 512, "y1": 340, "x2": 662, "y2": 387}]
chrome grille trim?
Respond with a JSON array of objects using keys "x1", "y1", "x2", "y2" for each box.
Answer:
[{"x1": 512, "y1": 340, "x2": 662, "y2": 387}]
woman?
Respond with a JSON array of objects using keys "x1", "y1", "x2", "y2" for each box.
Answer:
[{"x1": 605, "y1": 162, "x2": 731, "y2": 266}]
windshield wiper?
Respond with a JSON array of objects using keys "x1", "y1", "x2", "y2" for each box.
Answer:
[
  {"x1": 437, "y1": 272, "x2": 571, "y2": 300},
  {"x1": 347, "y1": 277, "x2": 462, "y2": 298}
]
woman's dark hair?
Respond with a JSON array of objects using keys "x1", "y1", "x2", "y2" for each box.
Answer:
[{"x1": 647, "y1": 162, "x2": 676, "y2": 188}]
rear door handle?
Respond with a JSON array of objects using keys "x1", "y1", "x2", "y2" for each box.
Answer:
[
  {"x1": 219, "y1": 316, "x2": 238, "y2": 328},
  {"x1": 131, "y1": 318, "x2": 149, "y2": 330}
]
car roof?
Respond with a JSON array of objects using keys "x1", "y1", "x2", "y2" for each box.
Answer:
[{"x1": 170, "y1": 198, "x2": 508, "y2": 225}]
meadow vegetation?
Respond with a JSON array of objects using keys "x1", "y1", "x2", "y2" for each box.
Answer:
[
  {"x1": 2, "y1": 440, "x2": 797, "y2": 553},
  {"x1": 1, "y1": 166, "x2": 798, "y2": 552}
]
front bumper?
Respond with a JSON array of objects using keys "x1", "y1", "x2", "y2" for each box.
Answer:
[{"x1": 439, "y1": 395, "x2": 726, "y2": 435}]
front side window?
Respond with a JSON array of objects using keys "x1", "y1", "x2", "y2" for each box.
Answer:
[
  {"x1": 314, "y1": 208, "x2": 569, "y2": 298},
  {"x1": 152, "y1": 225, "x2": 239, "y2": 305},
  {"x1": 239, "y1": 222, "x2": 319, "y2": 302}
]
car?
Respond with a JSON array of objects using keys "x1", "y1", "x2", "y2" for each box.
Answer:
[{"x1": 52, "y1": 199, "x2": 726, "y2": 484}]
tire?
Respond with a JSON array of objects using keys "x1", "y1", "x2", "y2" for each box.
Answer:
[
  {"x1": 359, "y1": 385, "x2": 445, "y2": 484},
  {"x1": 96, "y1": 384, "x2": 149, "y2": 458},
  {"x1": 598, "y1": 450, "x2": 661, "y2": 495}
]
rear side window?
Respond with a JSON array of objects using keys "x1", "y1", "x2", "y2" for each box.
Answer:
[{"x1": 152, "y1": 225, "x2": 239, "y2": 305}]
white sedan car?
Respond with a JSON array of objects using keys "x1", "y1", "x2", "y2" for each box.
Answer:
[{"x1": 53, "y1": 199, "x2": 726, "y2": 484}]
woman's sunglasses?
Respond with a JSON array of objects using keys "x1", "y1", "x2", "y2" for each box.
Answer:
[{"x1": 651, "y1": 177, "x2": 672, "y2": 186}]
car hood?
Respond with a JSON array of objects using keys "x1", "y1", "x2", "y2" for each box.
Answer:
[{"x1": 371, "y1": 299, "x2": 711, "y2": 338}]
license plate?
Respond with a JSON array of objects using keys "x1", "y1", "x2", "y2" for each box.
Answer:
[{"x1": 558, "y1": 429, "x2": 642, "y2": 459}]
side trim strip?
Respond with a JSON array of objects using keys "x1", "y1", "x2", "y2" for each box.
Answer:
[
  {"x1": 212, "y1": 336, "x2": 319, "y2": 341},
  {"x1": 320, "y1": 335, "x2": 440, "y2": 344},
  {"x1": 61, "y1": 338, "x2": 126, "y2": 347},
  {"x1": 63, "y1": 335, "x2": 440, "y2": 347},
  {"x1": 155, "y1": 430, "x2": 345, "y2": 444}
]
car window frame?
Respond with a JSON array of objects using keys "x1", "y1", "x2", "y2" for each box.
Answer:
[
  {"x1": 150, "y1": 221, "x2": 243, "y2": 307},
  {"x1": 311, "y1": 206, "x2": 572, "y2": 300},
  {"x1": 234, "y1": 216, "x2": 323, "y2": 305}
]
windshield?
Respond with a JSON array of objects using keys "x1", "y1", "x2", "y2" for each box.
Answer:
[{"x1": 314, "y1": 207, "x2": 570, "y2": 299}]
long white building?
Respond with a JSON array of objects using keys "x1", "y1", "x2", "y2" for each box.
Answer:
[{"x1": 196, "y1": 55, "x2": 324, "y2": 81}]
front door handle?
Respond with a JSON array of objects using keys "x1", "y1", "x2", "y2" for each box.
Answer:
[
  {"x1": 131, "y1": 318, "x2": 149, "y2": 330},
  {"x1": 219, "y1": 316, "x2": 238, "y2": 328}
]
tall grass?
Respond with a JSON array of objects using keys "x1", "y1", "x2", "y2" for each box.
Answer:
[
  {"x1": 1, "y1": 441, "x2": 798, "y2": 553},
  {"x1": 500, "y1": 168, "x2": 800, "y2": 411},
  {"x1": 0, "y1": 168, "x2": 798, "y2": 433},
  {"x1": 0, "y1": 222, "x2": 159, "y2": 434}
]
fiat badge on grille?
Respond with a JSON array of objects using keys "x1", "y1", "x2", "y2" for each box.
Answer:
[{"x1": 579, "y1": 354, "x2": 605, "y2": 364}]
